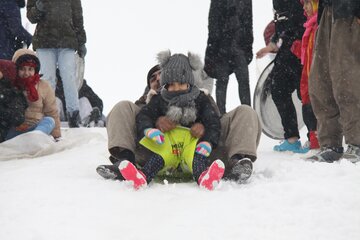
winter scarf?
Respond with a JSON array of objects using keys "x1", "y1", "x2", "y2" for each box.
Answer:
[
  {"x1": 301, "y1": 13, "x2": 318, "y2": 65},
  {"x1": 15, "y1": 73, "x2": 40, "y2": 102},
  {"x1": 160, "y1": 85, "x2": 200, "y2": 126}
]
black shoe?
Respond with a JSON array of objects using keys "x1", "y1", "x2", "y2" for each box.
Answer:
[
  {"x1": 342, "y1": 144, "x2": 360, "y2": 163},
  {"x1": 306, "y1": 147, "x2": 343, "y2": 163},
  {"x1": 226, "y1": 157, "x2": 253, "y2": 183},
  {"x1": 67, "y1": 110, "x2": 81, "y2": 128},
  {"x1": 96, "y1": 164, "x2": 124, "y2": 180}
]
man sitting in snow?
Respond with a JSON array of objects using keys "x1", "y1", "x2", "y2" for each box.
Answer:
[{"x1": 96, "y1": 50, "x2": 262, "y2": 184}]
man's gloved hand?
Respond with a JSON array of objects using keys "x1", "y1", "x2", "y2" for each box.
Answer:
[
  {"x1": 155, "y1": 116, "x2": 176, "y2": 133},
  {"x1": 36, "y1": 0, "x2": 45, "y2": 12},
  {"x1": 77, "y1": 44, "x2": 87, "y2": 58},
  {"x1": 190, "y1": 122, "x2": 205, "y2": 138},
  {"x1": 144, "y1": 128, "x2": 164, "y2": 145},
  {"x1": 195, "y1": 141, "x2": 212, "y2": 157}
]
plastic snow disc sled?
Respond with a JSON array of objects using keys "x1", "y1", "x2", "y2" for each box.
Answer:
[{"x1": 253, "y1": 60, "x2": 305, "y2": 140}]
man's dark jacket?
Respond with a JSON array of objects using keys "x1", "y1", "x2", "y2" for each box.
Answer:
[
  {"x1": 204, "y1": 0, "x2": 253, "y2": 79},
  {"x1": 0, "y1": 0, "x2": 32, "y2": 60}
]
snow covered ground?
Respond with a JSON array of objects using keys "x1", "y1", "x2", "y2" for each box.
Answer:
[{"x1": 1, "y1": 1, "x2": 360, "y2": 240}]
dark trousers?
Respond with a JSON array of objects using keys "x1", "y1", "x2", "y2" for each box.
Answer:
[
  {"x1": 269, "y1": 46, "x2": 302, "y2": 139},
  {"x1": 302, "y1": 104, "x2": 317, "y2": 138},
  {"x1": 215, "y1": 54, "x2": 250, "y2": 115}
]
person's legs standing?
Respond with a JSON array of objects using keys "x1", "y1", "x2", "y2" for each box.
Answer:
[
  {"x1": 215, "y1": 76, "x2": 229, "y2": 115},
  {"x1": 331, "y1": 15, "x2": 360, "y2": 162},
  {"x1": 270, "y1": 48, "x2": 302, "y2": 140},
  {"x1": 309, "y1": 7, "x2": 343, "y2": 149},
  {"x1": 58, "y1": 48, "x2": 79, "y2": 113},
  {"x1": 233, "y1": 52, "x2": 251, "y2": 106},
  {"x1": 307, "y1": 7, "x2": 344, "y2": 162},
  {"x1": 36, "y1": 48, "x2": 57, "y2": 89}
]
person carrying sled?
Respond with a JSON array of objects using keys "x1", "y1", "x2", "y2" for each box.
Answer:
[
  {"x1": 256, "y1": 0, "x2": 307, "y2": 153},
  {"x1": 0, "y1": 59, "x2": 28, "y2": 143},
  {"x1": 120, "y1": 51, "x2": 224, "y2": 190},
  {"x1": 299, "y1": 0, "x2": 320, "y2": 150},
  {"x1": 204, "y1": 0, "x2": 253, "y2": 114},
  {"x1": 5, "y1": 49, "x2": 61, "y2": 141},
  {"x1": 306, "y1": 0, "x2": 360, "y2": 163}
]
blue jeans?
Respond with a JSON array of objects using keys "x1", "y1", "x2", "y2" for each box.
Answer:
[
  {"x1": 6, "y1": 117, "x2": 56, "y2": 140},
  {"x1": 36, "y1": 48, "x2": 80, "y2": 113}
]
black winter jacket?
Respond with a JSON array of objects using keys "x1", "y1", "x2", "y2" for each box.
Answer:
[
  {"x1": 204, "y1": 0, "x2": 253, "y2": 79},
  {"x1": 0, "y1": 78, "x2": 28, "y2": 142},
  {"x1": 318, "y1": 0, "x2": 360, "y2": 23},
  {"x1": 136, "y1": 92, "x2": 221, "y2": 148},
  {"x1": 27, "y1": 0, "x2": 86, "y2": 50},
  {"x1": 271, "y1": 0, "x2": 306, "y2": 48},
  {"x1": 0, "y1": 0, "x2": 32, "y2": 60}
]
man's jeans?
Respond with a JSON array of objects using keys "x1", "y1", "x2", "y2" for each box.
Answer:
[
  {"x1": 6, "y1": 117, "x2": 56, "y2": 140},
  {"x1": 37, "y1": 48, "x2": 80, "y2": 113}
]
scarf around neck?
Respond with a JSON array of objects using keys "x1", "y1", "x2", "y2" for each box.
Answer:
[
  {"x1": 160, "y1": 85, "x2": 201, "y2": 126},
  {"x1": 15, "y1": 73, "x2": 40, "y2": 102}
]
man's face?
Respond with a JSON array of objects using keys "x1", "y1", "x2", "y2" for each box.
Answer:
[{"x1": 149, "y1": 69, "x2": 161, "y2": 90}]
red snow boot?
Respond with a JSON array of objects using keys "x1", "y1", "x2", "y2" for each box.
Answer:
[
  {"x1": 198, "y1": 159, "x2": 225, "y2": 191},
  {"x1": 309, "y1": 131, "x2": 320, "y2": 149},
  {"x1": 119, "y1": 160, "x2": 147, "y2": 190}
]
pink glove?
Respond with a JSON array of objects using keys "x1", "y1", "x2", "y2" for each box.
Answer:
[{"x1": 144, "y1": 128, "x2": 165, "y2": 145}]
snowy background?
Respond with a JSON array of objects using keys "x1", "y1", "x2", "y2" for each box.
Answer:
[{"x1": 1, "y1": 1, "x2": 360, "y2": 240}]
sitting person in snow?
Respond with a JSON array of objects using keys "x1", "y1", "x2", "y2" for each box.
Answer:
[
  {"x1": 119, "y1": 51, "x2": 225, "y2": 190},
  {"x1": 55, "y1": 68, "x2": 105, "y2": 127},
  {"x1": 96, "y1": 50, "x2": 259, "y2": 185},
  {"x1": 5, "y1": 49, "x2": 61, "y2": 141},
  {"x1": 0, "y1": 59, "x2": 28, "y2": 143}
]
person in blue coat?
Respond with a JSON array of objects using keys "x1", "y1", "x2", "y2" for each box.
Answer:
[{"x1": 0, "y1": 0, "x2": 32, "y2": 60}]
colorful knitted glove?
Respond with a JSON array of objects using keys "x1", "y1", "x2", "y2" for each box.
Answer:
[
  {"x1": 144, "y1": 128, "x2": 165, "y2": 145},
  {"x1": 196, "y1": 141, "x2": 212, "y2": 157}
]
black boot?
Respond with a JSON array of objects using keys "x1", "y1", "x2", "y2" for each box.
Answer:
[
  {"x1": 96, "y1": 163, "x2": 124, "y2": 180},
  {"x1": 67, "y1": 110, "x2": 81, "y2": 128},
  {"x1": 226, "y1": 155, "x2": 253, "y2": 183}
]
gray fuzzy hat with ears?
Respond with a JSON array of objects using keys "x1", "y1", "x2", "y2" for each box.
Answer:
[{"x1": 157, "y1": 50, "x2": 202, "y2": 87}]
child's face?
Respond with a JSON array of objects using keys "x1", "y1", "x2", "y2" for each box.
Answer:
[
  {"x1": 18, "y1": 66, "x2": 35, "y2": 78},
  {"x1": 303, "y1": 1, "x2": 314, "y2": 17},
  {"x1": 167, "y1": 82, "x2": 189, "y2": 92}
]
